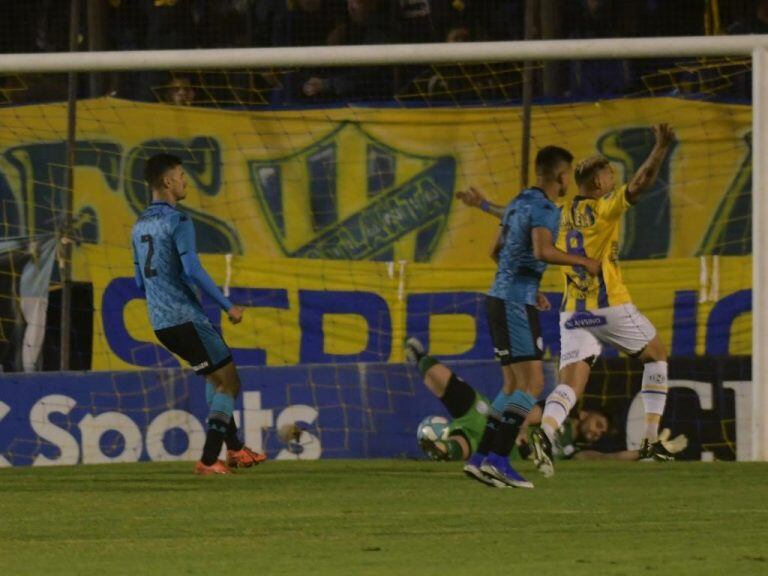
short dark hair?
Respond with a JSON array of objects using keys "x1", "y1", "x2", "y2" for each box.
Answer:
[
  {"x1": 144, "y1": 153, "x2": 182, "y2": 190},
  {"x1": 535, "y1": 146, "x2": 574, "y2": 177},
  {"x1": 574, "y1": 154, "x2": 611, "y2": 188}
]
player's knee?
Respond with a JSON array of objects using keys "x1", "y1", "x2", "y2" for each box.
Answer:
[
  {"x1": 214, "y1": 380, "x2": 239, "y2": 397},
  {"x1": 501, "y1": 365, "x2": 516, "y2": 393},
  {"x1": 225, "y1": 375, "x2": 242, "y2": 396},
  {"x1": 642, "y1": 336, "x2": 668, "y2": 362},
  {"x1": 559, "y1": 362, "x2": 590, "y2": 394},
  {"x1": 210, "y1": 366, "x2": 241, "y2": 397},
  {"x1": 526, "y1": 372, "x2": 545, "y2": 397}
]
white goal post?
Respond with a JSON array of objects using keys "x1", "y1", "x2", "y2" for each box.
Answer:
[{"x1": 1, "y1": 35, "x2": 767, "y2": 461}]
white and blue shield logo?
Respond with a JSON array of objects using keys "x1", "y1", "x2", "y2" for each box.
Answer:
[{"x1": 249, "y1": 122, "x2": 455, "y2": 262}]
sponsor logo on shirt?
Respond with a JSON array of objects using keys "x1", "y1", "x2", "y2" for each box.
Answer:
[{"x1": 564, "y1": 311, "x2": 607, "y2": 329}]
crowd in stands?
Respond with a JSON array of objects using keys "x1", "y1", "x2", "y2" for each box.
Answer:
[{"x1": 0, "y1": 0, "x2": 764, "y2": 104}]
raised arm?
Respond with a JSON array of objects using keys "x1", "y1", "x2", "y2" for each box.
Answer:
[
  {"x1": 531, "y1": 227, "x2": 601, "y2": 276},
  {"x1": 456, "y1": 186, "x2": 505, "y2": 219},
  {"x1": 626, "y1": 123, "x2": 675, "y2": 204}
]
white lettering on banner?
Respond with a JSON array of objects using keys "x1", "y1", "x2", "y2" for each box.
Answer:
[
  {"x1": 146, "y1": 409, "x2": 204, "y2": 461},
  {"x1": 4, "y1": 392, "x2": 326, "y2": 467},
  {"x1": 30, "y1": 395, "x2": 80, "y2": 466},
  {"x1": 80, "y1": 412, "x2": 143, "y2": 464},
  {"x1": 722, "y1": 381, "x2": 752, "y2": 462},
  {"x1": 626, "y1": 380, "x2": 714, "y2": 460},
  {"x1": 0, "y1": 402, "x2": 11, "y2": 467},
  {"x1": 275, "y1": 405, "x2": 321, "y2": 461},
  {"x1": 242, "y1": 392, "x2": 274, "y2": 453}
]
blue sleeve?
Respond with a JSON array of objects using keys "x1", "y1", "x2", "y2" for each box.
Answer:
[
  {"x1": 498, "y1": 205, "x2": 511, "y2": 245},
  {"x1": 172, "y1": 215, "x2": 233, "y2": 312},
  {"x1": 132, "y1": 241, "x2": 145, "y2": 292},
  {"x1": 530, "y1": 200, "x2": 559, "y2": 235}
]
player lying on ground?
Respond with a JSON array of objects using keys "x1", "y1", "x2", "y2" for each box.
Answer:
[
  {"x1": 459, "y1": 146, "x2": 601, "y2": 489},
  {"x1": 406, "y1": 337, "x2": 687, "y2": 464},
  {"x1": 515, "y1": 404, "x2": 687, "y2": 462},
  {"x1": 458, "y1": 124, "x2": 677, "y2": 478},
  {"x1": 131, "y1": 153, "x2": 266, "y2": 475}
]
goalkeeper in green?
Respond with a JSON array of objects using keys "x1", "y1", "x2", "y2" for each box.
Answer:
[
  {"x1": 406, "y1": 337, "x2": 491, "y2": 461},
  {"x1": 405, "y1": 337, "x2": 687, "y2": 462}
]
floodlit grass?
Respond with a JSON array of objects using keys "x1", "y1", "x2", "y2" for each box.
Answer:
[{"x1": 1, "y1": 460, "x2": 767, "y2": 575}]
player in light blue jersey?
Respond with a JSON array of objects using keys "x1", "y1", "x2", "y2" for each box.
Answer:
[
  {"x1": 459, "y1": 146, "x2": 600, "y2": 488},
  {"x1": 132, "y1": 153, "x2": 266, "y2": 475}
]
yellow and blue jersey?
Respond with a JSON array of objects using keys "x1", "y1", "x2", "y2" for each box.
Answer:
[
  {"x1": 557, "y1": 185, "x2": 632, "y2": 311},
  {"x1": 489, "y1": 188, "x2": 561, "y2": 306}
]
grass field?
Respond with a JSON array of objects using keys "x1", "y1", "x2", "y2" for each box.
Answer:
[{"x1": 1, "y1": 460, "x2": 767, "y2": 575}]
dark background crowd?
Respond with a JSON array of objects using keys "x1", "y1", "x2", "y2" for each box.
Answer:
[{"x1": 0, "y1": 0, "x2": 763, "y2": 105}]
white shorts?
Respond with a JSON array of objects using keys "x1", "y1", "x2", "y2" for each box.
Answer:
[{"x1": 559, "y1": 304, "x2": 657, "y2": 370}]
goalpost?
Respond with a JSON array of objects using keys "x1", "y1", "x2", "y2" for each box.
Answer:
[{"x1": 0, "y1": 36, "x2": 765, "y2": 461}]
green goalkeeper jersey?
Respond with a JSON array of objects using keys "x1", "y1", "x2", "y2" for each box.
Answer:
[{"x1": 445, "y1": 394, "x2": 579, "y2": 460}]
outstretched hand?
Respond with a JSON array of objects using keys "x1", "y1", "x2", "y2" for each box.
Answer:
[
  {"x1": 455, "y1": 186, "x2": 487, "y2": 208},
  {"x1": 658, "y1": 428, "x2": 688, "y2": 455},
  {"x1": 653, "y1": 123, "x2": 675, "y2": 148},
  {"x1": 227, "y1": 305, "x2": 244, "y2": 325}
]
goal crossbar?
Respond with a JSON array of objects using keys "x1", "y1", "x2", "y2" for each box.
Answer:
[{"x1": 0, "y1": 35, "x2": 765, "y2": 73}]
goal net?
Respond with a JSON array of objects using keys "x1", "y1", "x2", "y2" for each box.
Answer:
[{"x1": 0, "y1": 39, "x2": 762, "y2": 464}]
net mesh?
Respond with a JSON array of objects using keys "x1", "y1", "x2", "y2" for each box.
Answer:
[
  {"x1": 0, "y1": 50, "x2": 754, "y2": 463},
  {"x1": 0, "y1": 356, "x2": 745, "y2": 465}
]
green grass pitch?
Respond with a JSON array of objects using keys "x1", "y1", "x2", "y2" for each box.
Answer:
[{"x1": 1, "y1": 460, "x2": 767, "y2": 575}]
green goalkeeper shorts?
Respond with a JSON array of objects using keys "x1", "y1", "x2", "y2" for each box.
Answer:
[{"x1": 447, "y1": 392, "x2": 490, "y2": 454}]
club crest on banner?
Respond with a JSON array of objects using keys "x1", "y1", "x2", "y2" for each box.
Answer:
[{"x1": 249, "y1": 122, "x2": 456, "y2": 262}]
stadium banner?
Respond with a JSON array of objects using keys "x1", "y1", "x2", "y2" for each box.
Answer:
[
  {"x1": 0, "y1": 97, "x2": 752, "y2": 369},
  {"x1": 0, "y1": 357, "x2": 748, "y2": 467},
  {"x1": 93, "y1": 254, "x2": 751, "y2": 369}
]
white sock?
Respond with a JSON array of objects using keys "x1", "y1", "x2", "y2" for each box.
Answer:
[
  {"x1": 641, "y1": 361, "x2": 668, "y2": 442},
  {"x1": 541, "y1": 384, "x2": 577, "y2": 441}
]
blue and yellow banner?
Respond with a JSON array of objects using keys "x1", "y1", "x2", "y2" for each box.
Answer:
[{"x1": 0, "y1": 97, "x2": 753, "y2": 369}]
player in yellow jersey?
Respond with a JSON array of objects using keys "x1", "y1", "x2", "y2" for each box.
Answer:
[
  {"x1": 533, "y1": 123, "x2": 677, "y2": 475},
  {"x1": 457, "y1": 124, "x2": 677, "y2": 474}
]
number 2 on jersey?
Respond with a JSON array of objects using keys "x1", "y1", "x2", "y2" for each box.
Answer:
[{"x1": 141, "y1": 234, "x2": 158, "y2": 278}]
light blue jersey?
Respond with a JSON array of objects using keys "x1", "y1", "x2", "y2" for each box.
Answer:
[
  {"x1": 488, "y1": 188, "x2": 561, "y2": 306},
  {"x1": 131, "y1": 202, "x2": 232, "y2": 330}
]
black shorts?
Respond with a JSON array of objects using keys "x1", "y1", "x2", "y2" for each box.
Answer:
[
  {"x1": 486, "y1": 295, "x2": 543, "y2": 365},
  {"x1": 154, "y1": 320, "x2": 232, "y2": 375}
]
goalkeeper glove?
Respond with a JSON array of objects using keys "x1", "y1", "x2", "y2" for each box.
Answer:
[{"x1": 658, "y1": 428, "x2": 688, "y2": 455}]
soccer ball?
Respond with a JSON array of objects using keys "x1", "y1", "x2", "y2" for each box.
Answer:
[{"x1": 416, "y1": 415, "x2": 450, "y2": 443}]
